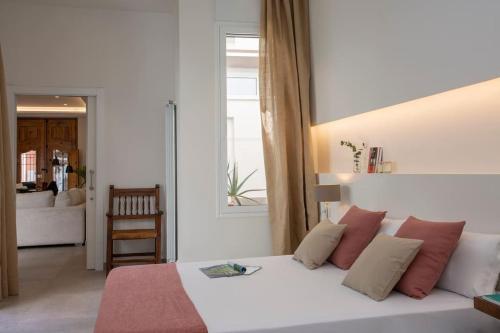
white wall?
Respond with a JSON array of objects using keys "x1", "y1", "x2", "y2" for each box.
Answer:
[
  {"x1": 310, "y1": 1, "x2": 500, "y2": 175},
  {"x1": 310, "y1": 0, "x2": 500, "y2": 123},
  {"x1": 177, "y1": 0, "x2": 271, "y2": 262},
  {"x1": 0, "y1": 1, "x2": 176, "y2": 258},
  {"x1": 312, "y1": 78, "x2": 500, "y2": 174},
  {"x1": 215, "y1": 0, "x2": 260, "y2": 23}
]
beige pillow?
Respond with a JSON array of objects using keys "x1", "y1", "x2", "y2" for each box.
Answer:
[
  {"x1": 54, "y1": 191, "x2": 72, "y2": 208},
  {"x1": 294, "y1": 220, "x2": 346, "y2": 269},
  {"x1": 67, "y1": 188, "x2": 83, "y2": 205},
  {"x1": 342, "y1": 234, "x2": 423, "y2": 301}
]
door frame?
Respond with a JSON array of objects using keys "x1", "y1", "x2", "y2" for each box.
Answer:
[{"x1": 7, "y1": 86, "x2": 105, "y2": 271}]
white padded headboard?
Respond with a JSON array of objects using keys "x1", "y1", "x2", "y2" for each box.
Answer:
[{"x1": 319, "y1": 174, "x2": 500, "y2": 234}]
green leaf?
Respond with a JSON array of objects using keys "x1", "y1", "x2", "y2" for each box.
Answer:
[
  {"x1": 227, "y1": 163, "x2": 264, "y2": 202},
  {"x1": 235, "y1": 169, "x2": 258, "y2": 193}
]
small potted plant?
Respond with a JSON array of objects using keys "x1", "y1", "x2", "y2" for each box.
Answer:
[
  {"x1": 340, "y1": 141, "x2": 366, "y2": 173},
  {"x1": 227, "y1": 163, "x2": 265, "y2": 206}
]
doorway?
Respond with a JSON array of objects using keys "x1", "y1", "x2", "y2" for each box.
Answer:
[
  {"x1": 7, "y1": 87, "x2": 104, "y2": 271},
  {"x1": 15, "y1": 95, "x2": 90, "y2": 269}
]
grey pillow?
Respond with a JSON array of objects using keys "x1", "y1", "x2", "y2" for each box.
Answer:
[
  {"x1": 342, "y1": 234, "x2": 423, "y2": 301},
  {"x1": 293, "y1": 220, "x2": 346, "y2": 269}
]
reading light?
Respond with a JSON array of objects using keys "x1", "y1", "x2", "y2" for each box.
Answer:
[
  {"x1": 314, "y1": 184, "x2": 341, "y2": 219},
  {"x1": 311, "y1": 77, "x2": 500, "y2": 174},
  {"x1": 17, "y1": 106, "x2": 86, "y2": 113}
]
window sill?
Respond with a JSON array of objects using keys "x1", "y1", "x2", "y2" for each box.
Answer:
[{"x1": 217, "y1": 205, "x2": 268, "y2": 219}]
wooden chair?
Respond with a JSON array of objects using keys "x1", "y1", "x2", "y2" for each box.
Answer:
[{"x1": 106, "y1": 184, "x2": 163, "y2": 275}]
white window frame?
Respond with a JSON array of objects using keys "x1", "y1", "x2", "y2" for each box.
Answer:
[{"x1": 216, "y1": 22, "x2": 267, "y2": 218}]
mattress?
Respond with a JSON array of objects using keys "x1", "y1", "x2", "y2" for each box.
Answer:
[{"x1": 178, "y1": 255, "x2": 500, "y2": 333}]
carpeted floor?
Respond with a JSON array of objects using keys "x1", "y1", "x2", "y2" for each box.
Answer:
[{"x1": 0, "y1": 246, "x2": 105, "y2": 333}]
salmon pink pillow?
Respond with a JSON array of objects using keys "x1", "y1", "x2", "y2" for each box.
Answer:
[
  {"x1": 395, "y1": 216, "x2": 465, "y2": 299},
  {"x1": 329, "y1": 205, "x2": 386, "y2": 269}
]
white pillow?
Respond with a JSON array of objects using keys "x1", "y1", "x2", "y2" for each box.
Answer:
[
  {"x1": 54, "y1": 191, "x2": 72, "y2": 207},
  {"x1": 378, "y1": 218, "x2": 405, "y2": 236},
  {"x1": 67, "y1": 188, "x2": 83, "y2": 206},
  {"x1": 437, "y1": 231, "x2": 500, "y2": 298}
]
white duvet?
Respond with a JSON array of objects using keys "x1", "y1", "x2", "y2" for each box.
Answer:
[{"x1": 177, "y1": 255, "x2": 499, "y2": 333}]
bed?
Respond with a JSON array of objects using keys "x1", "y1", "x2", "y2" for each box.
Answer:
[
  {"x1": 95, "y1": 255, "x2": 499, "y2": 333},
  {"x1": 95, "y1": 175, "x2": 500, "y2": 332}
]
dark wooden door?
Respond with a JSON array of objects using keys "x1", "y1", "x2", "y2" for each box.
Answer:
[
  {"x1": 46, "y1": 119, "x2": 78, "y2": 184},
  {"x1": 68, "y1": 149, "x2": 79, "y2": 189},
  {"x1": 17, "y1": 119, "x2": 46, "y2": 187}
]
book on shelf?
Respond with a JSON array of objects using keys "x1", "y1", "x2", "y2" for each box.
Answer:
[
  {"x1": 367, "y1": 147, "x2": 383, "y2": 173},
  {"x1": 376, "y1": 148, "x2": 384, "y2": 173}
]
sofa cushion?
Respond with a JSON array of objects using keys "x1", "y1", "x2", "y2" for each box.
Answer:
[
  {"x1": 67, "y1": 188, "x2": 85, "y2": 206},
  {"x1": 54, "y1": 191, "x2": 72, "y2": 207},
  {"x1": 16, "y1": 191, "x2": 55, "y2": 209}
]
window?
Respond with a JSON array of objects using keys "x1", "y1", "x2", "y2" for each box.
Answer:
[
  {"x1": 52, "y1": 149, "x2": 69, "y2": 191},
  {"x1": 20, "y1": 150, "x2": 37, "y2": 182},
  {"x1": 218, "y1": 24, "x2": 267, "y2": 216}
]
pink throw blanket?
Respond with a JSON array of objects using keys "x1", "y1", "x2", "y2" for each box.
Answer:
[{"x1": 94, "y1": 264, "x2": 208, "y2": 333}]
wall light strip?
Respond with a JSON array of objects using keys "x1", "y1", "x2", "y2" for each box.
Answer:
[{"x1": 17, "y1": 106, "x2": 87, "y2": 113}]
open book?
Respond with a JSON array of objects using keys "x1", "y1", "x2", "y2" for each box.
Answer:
[{"x1": 200, "y1": 262, "x2": 261, "y2": 278}]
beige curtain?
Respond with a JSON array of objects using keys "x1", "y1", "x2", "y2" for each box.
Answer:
[
  {"x1": 259, "y1": 0, "x2": 318, "y2": 255},
  {"x1": 0, "y1": 44, "x2": 19, "y2": 300}
]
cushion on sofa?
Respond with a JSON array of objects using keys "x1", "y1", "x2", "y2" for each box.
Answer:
[
  {"x1": 68, "y1": 188, "x2": 85, "y2": 206},
  {"x1": 16, "y1": 191, "x2": 55, "y2": 209},
  {"x1": 55, "y1": 191, "x2": 72, "y2": 207}
]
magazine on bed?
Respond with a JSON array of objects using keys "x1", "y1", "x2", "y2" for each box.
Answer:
[{"x1": 200, "y1": 262, "x2": 261, "y2": 278}]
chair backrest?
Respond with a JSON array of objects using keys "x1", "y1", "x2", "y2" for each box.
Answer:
[{"x1": 108, "y1": 184, "x2": 160, "y2": 217}]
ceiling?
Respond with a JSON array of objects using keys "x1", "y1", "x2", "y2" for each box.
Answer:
[
  {"x1": 0, "y1": 0, "x2": 177, "y2": 13},
  {"x1": 16, "y1": 95, "x2": 87, "y2": 115}
]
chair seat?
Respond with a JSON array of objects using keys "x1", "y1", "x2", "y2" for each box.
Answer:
[{"x1": 112, "y1": 229, "x2": 157, "y2": 240}]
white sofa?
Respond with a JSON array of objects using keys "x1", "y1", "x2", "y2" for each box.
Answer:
[{"x1": 16, "y1": 189, "x2": 86, "y2": 247}]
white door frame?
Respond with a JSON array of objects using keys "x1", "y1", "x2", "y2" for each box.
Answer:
[{"x1": 7, "y1": 86, "x2": 105, "y2": 271}]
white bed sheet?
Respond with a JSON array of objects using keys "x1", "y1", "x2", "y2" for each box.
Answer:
[{"x1": 177, "y1": 255, "x2": 500, "y2": 333}]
